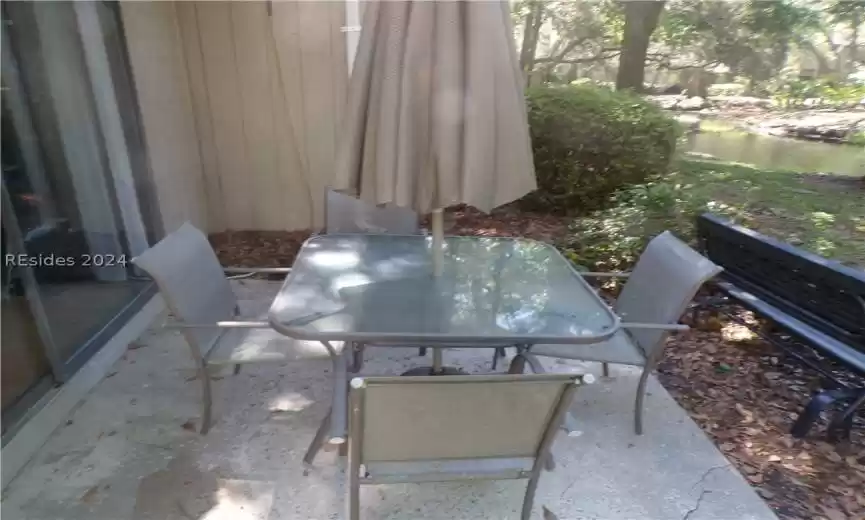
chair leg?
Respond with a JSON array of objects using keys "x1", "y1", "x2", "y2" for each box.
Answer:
[
  {"x1": 233, "y1": 364, "x2": 242, "y2": 375},
  {"x1": 508, "y1": 355, "x2": 527, "y2": 374},
  {"x1": 303, "y1": 409, "x2": 332, "y2": 466},
  {"x1": 348, "y1": 475, "x2": 360, "y2": 520},
  {"x1": 351, "y1": 344, "x2": 365, "y2": 373},
  {"x1": 634, "y1": 366, "x2": 652, "y2": 435},
  {"x1": 524, "y1": 353, "x2": 544, "y2": 374},
  {"x1": 543, "y1": 453, "x2": 556, "y2": 471},
  {"x1": 521, "y1": 467, "x2": 542, "y2": 520},
  {"x1": 602, "y1": 363, "x2": 610, "y2": 377},
  {"x1": 199, "y1": 365, "x2": 214, "y2": 435}
]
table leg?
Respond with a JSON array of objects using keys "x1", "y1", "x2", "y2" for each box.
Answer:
[
  {"x1": 401, "y1": 347, "x2": 466, "y2": 375},
  {"x1": 320, "y1": 340, "x2": 348, "y2": 445},
  {"x1": 432, "y1": 348, "x2": 443, "y2": 372}
]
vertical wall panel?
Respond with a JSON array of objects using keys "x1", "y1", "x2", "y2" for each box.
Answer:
[
  {"x1": 330, "y1": 1, "x2": 349, "y2": 138},
  {"x1": 176, "y1": 2, "x2": 225, "y2": 232},
  {"x1": 297, "y1": 1, "x2": 339, "y2": 227},
  {"x1": 195, "y1": 2, "x2": 254, "y2": 230},
  {"x1": 120, "y1": 1, "x2": 207, "y2": 233},
  {"x1": 267, "y1": 7, "x2": 311, "y2": 229},
  {"x1": 123, "y1": 1, "x2": 348, "y2": 232},
  {"x1": 271, "y1": 0, "x2": 315, "y2": 227}
]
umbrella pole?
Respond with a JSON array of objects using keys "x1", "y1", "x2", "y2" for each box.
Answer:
[
  {"x1": 431, "y1": 208, "x2": 444, "y2": 276},
  {"x1": 431, "y1": 208, "x2": 444, "y2": 373}
]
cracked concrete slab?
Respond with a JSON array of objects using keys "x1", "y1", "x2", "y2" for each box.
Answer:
[{"x1": 1, "y1": 280, "x2": 778, "y2": 520}]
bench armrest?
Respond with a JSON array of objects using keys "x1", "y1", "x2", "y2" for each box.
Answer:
[
  {"x1": 620, "y1": 322, "x2": 690, "y2": 332},
  {"x1": 223, "y1": 267, "x2": 292, "y2": 274},
  {"x1": 580, "y1": 272, "x2": 630, "y2": 279},
  {"x1": 165, "y1": 320, "x2": 271, "y2": 329}
]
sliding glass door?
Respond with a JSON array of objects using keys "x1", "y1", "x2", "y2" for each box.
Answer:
[{"x1": 1, "y1": 1, "x2": 160, "y2": 436}]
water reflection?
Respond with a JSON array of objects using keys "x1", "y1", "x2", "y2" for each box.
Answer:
[{"x1": 685, "y1": 130, "x2": 864, "y2": 177}]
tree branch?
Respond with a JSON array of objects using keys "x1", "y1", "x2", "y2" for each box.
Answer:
[
  {"x1": 535, "y1": 47, "x2": 620, "y2": 64},
  {"x1": 554, "y1": 51, "x2": 622, "y2": 64}
]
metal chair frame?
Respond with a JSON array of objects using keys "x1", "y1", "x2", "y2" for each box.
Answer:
[{"x1": 345, "y1": 374, "x2": 586, "y2": 520}]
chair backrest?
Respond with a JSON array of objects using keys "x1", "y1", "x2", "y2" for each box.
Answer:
[
  {"x1": 616, "y1": 231, "x2": 723, "y2": 358},
  {"x1": 325, "y1": 189, "x2": 419, "y2": 235},
  {"x1": 350, "y1": 374, "x2": 579, "y2": 465},
  {"x1": 132, "y1": 222, "x2": 237, "y2": 359}
]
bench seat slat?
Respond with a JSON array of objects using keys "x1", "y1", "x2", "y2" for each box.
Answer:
[{"x1": 715, "y1": 280, "x2": 865, "y2": 374}]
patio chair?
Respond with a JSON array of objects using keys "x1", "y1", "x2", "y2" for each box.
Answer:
[
  {"x1": 132, "y1": 222, "x2": 340, "y2": 434},
  {"x1": 324, "y1": 189, "x2": 434, "y2": 361},
  {"x1": 518, "y1": 231, "x2": 722, "y2": 434},
  {"x1": 324, "y1": 189, "x2": 419, "y2": 235},
  {"x1": 345, "y1": 373, "x2": 589, "y2": 520}
]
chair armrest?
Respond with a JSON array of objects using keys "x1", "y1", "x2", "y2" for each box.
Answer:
[
  {"x1": 580, "y1": 272, "x2": 630, "y2": 278},
  {"x1": 620, "y1": 322, "x2": 690, "y2": 332},
  {"x1": 165, "y1": 320, "x2": 271, "y2": 329},
  {"x1": 223, "y1": 267, "x2": 292, "y2": 274}
]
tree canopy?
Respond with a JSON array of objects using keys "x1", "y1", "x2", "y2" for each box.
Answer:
[{"x1": 513, "y1": 0, "x2": 865, "y2": 94}]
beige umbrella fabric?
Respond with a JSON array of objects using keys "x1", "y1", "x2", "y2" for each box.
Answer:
[{"x1": 333, "y1": 0, "x2": 536, "y2": 216}]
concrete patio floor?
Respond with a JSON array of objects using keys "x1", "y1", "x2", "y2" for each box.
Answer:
[{"x1": 2, "y1": 280, "x2": 778, "y2": 520}]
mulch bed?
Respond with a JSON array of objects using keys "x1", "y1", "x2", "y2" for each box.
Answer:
[
  {"x1": 210, "y1": 205, "x2": 863, "y2": 520},
  {"x1": 660, "y1": 316, "x2": 865, "y2": 520}
]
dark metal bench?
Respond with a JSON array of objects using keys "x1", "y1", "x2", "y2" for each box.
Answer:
[{"x1": 695, "y1": 213, "x2": 865, "y2": 441}]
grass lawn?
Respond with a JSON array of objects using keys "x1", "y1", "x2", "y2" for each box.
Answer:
[{"x1": 562, "y1": 157, "x2": 865, "y2": 270}]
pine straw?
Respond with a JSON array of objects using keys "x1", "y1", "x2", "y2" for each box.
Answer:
[{"x1": 210, "y1": 205, "x2": 863, "y2": 520}]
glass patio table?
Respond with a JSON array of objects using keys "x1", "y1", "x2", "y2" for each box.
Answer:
[{"x1": 268, "y1": 234, "x2": 619, "y2": 453}]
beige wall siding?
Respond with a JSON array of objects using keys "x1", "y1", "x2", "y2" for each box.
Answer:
[
  {"x1": 123, "y1": 1, "x2": 348, "y2": 233},
  {"x1": 121, "y1": 1, "x2": 208, "y2": 233}
]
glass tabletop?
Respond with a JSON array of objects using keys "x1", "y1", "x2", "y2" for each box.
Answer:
[{"x1": 268, "y1": 234, "x2": 619, "y2": 345}]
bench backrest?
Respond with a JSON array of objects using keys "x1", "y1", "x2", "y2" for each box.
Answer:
[{"x1": 696, "y1": 213, "x2": 865, "y2": 348}]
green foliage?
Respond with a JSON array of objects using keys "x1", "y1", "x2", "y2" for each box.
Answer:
[
  {"x1": 771, "y1": 79, "x2": 865, "y2": 107},
  {"x1": 522, "y1": 85, "x2": 680, "y2": 215},
  {"x1": 559, "y1": 158, "x2": 865, "y2": 271}
]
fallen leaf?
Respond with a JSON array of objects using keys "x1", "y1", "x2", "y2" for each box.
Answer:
[
  {"x1": 79, "y1": 486, "x2": 99, "y2": 504},
  {"x1": 821, "y1": 507, "x2": 847, "y2": 520}
]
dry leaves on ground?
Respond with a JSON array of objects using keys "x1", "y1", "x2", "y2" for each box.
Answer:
[{"x1": 659, "y1": 311, "x2": 864, "y2": 520}]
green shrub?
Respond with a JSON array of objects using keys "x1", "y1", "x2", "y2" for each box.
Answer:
[
  {"x1": 522, "y1": 85, "x2": 680, "y2": 215},
  {"x1": 848, "y1": 131, "x2": 865, "y2": 146}
]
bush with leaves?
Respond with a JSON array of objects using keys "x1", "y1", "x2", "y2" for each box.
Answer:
[
  {"x1": 521, "y1": 85, "x2": 680, "y2": 215},
  {"x1": 559, "y1": 162, "x2": 746, "y2": 272}
]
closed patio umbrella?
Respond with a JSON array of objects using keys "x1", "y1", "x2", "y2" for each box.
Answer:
[{"x1": 333, "y1": 0, "x2": 536, "y2": 274}]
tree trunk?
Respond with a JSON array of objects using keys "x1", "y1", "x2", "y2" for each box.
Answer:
[
  {"x1": 518, "y1": 1, "x2": 544, "y2": 83},
  {"x1": 615, "y1": 0, "x2": 665, "y2": 92}
]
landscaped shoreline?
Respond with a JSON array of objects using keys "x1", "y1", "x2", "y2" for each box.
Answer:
[{"x1": 654, "y1": 94, "x2": 865, "y2": 145}]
